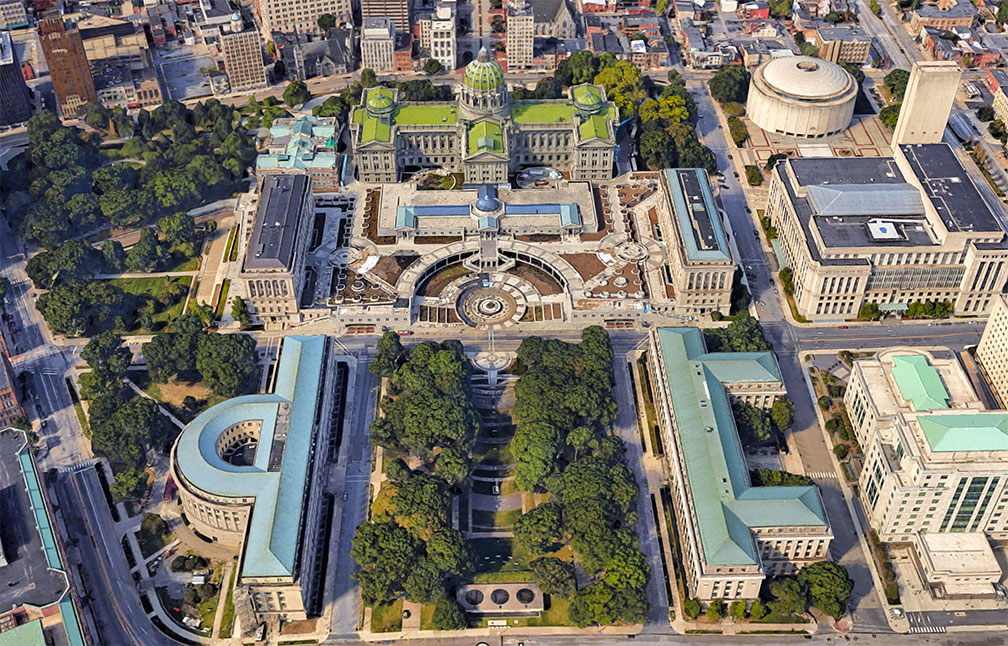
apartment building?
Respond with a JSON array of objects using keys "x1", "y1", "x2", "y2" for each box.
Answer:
[
  {"x1": 361, "y1": 17, "x2": 394, "y2": 74},
  {"x1": 846, "y1": 349, "x2": 1008, "y2": 544},
  {"x1": 220, "y1": 30, "x2": 267, "y2": 93},
  {"x1": 658, "y1": 168, "x2": 735, "y2": 317},
  {"x1": 237, "y1": 175, "x2": 314, "y2": 329},
  {"x1": 767, "y1": 143, "x2": 1008, "y2": 321},
  {"x1": 813, "y1": 25, "x2": 871, "y2": 65},
  {"x1": 360, "y1": 0, "x2": 410, "y2": 32},
  {"x1": 649, "y1": 327, "x2": 832, "y2": 600},
  {"x1": 506, "y1": 0, "x2": 534, "y2": 70},
  {"x1": 419, "y1": 3, "x2": 456, "y2": 72},
  {"x1": 255, "y1": 0, "x2": 352, "y2": 37},
  {"x1": 0, "y1": 0, "x2": 27, "y2": 29},
  {"x1": 910, "y1": 0, "x2": 976, "y2": 32},
  {"x1": 0, "y1": 30, "x2": 31, "y2": 126},
  {"x1": 975, "y1": 294, "x2": 1008, "y2": 407},
  {"x1": 38, "y1": 16, "x2": 98, "y2": 116},
  {"x1": 992, "y1": 85, "x2": 1008, "y2": 126}
]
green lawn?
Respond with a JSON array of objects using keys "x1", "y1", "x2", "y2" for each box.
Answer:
[
  {"x1": 419, "y1": 604, "x2": 436, "y2": 630},
  {"x1": 214, "y1": 279, "x2": 231, "y2": 319},
  {"x1": 474, "y1": 595, "x2": 572, "y2": 627},
  {"x1": 371, "y1": 599, "x2": 403, "y2": 632},
  {"x1": 109, "y1": 276, "x2": 192, "y2": 333},
  {"x1": 471, "y1": 508, "x2": 521, "y2": 530},
  {"x1": 473, "y1": 443, "x2": 514, "y2": 466},
  {"x1": 224, "y1": 226, "x2": 240, "y2": 262},
  {"x1": 73, "y1": 402, "x2": 90, "y2": 437},
  {"x1": 218, "y1": 568, "x2": 236, "y2": 638}
]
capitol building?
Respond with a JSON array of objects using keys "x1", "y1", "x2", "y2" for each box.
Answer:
[{"x1": 351, "y1": 48, "x2": 618, "y2": 184}]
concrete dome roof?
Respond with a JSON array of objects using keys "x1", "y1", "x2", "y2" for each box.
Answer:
[
  {"x1": 760, "y1": 56, "x2": 853, "y2": 99},
  {"x1": 464, "y1": 47, "x2": 505, "y2": 92}
]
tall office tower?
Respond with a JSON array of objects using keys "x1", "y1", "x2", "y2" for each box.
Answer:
[
  {"x1": 505, "y1": 0, "x2": 534, "y2": 71},
  {"x1": 0, "y1": 31, "x2": 31, "y2": 125},
  {"x1": 893, "y1": 60, "x2": 961, "y2": 145},
  {"x1": 426, "y1": 3, "x2": 456, "y2": 72},
  {"x1": 360, "y1": 0, "x2": 410, "y2": 33},
  {"x1": 38, "y1": 16, "x2": 97, "y2": 117},
  {"x1": 360, "y1": 17, "x2": 395, "y2": 73},
  {"x1": 975, "y1": 294, "x2": 1008, "y2": 407},
  {"x1": 256, "y1": 0, "x2": 352, "y2": 37},
  {"x1": 220, "y1": 30, "x2": 267, "y2": 93}
]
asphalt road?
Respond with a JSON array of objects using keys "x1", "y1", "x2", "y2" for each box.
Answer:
[{"x1": 56, "y1": 465, "x2": 180, "y2": 646}]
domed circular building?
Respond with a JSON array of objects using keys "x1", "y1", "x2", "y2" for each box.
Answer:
[
  {"x1": 459, "y1": 47, "x2": 509, "y2": 119},
  {"x1": 746, "y1": 56, "x2": 857, "y2": 138}
]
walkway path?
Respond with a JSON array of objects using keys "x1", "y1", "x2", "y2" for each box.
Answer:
[{"x1": 210, "y1": 562, "x2": 234, "y2": 638}]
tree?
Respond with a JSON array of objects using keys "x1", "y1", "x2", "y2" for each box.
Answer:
[
  {"x1": 728, "y1": 116, "x2": 749, "y2": 146},
  {"x1": 999, "y1": 0, "x2": 1008, "y2": 24},
  {"x1": 317, "y1": 12, "x2": 336, "y2": 31},
  {"x1": 126, "y1": 228, "x2": 169, "y2": 273},
  {"x1": 706, "y1": 598, "x2": 725, "y2": 620},
  {"x1": 26, "y1": 240, "x2": 102, "y2": 289},
  {"x1": 351, "y1": 521, "x2": 421, "y2": 606},
  {"x1": 858, "y1": 302, "x2": 881, "y2": 320},
  {"x1": 778, "y1": 267, "x2": 794, "y2": 295},
  {"x1": 750, "y1": 599, "x2": 768, "y2": 619},
  {"x1": 101, "y1": 240, "x2": 127, "y2": 272},
  {"x1": 771, "y1": 396, "x2": 794, "y2": 432},
  {"x1": 569, "y1": 581, "x2": 649, "y2": 627},
  {"x1": 530, "y1": 557, "x2": 577, "y2": 596},
  {"x1": 732, "y1": 400, "x2": 773, "y2": 445},
  {"x1": 231, "y1": 297, "x2": 251, "y2": 328},
  {"x1": 425, "y1": 527, "x2": 472, "y2": 576},
  {"x1": 431, "y1": 594, "x2": 466, "y2": 630},
  {"x1": 593, "y1": 60, "x2": 646, "y2": 118},
  {"x1": 870, "y1": 0, "x2": 881, "y2": 14},
  {"x1": 360, "y1": 68, "x2": 378, "y2": 88},
  {"x1": 798, "y1": 561, "x2": 853, "y2": 619},
  {"x1": 708, "y1": 66, "x2": 750, "y2": 104},
  {"x1": 79, "y1": 331, "x2": 132, "y2": 399},
  {"x1": 388, "y1": 471, "x2": 452, "y2": 537},
  {"x1": 110, "y1": 469, "x2": 144, "y2": 502},
  {"x1": 371, "y1": 331, "x2": 404, "y2": 377},
  {"x1": 745, "y1": 165, "x2": 763, "y2": 186},
  {"x1": 977, "y1": 105, "x2": 995, "y2": 122},
  {"x1": 196, "y1": 333, "x2": 257, "y2": 396},
  {"x1": 283, "y1": 80, "x2": 311, "y2": 107},
  {"x1": 729, "y1": 600, "x2": 747, "y2": 620},
  {"x1": 434, "y1": 444, "x2": 470, "y2": 487},
  {"x1": 704, "y1": 311, "x2": 770, "y2": 353},
  {"x1": 768, "y1": 577, "x2": 807, "y2": 616},
  {"x1": 639, "y1": 129, "x2": 675, "y2": 170},
  {"x1": 512, "y1": 420, "x2": 565, "y2": 491},
  {"x1": 157, "y1": 211, "x2": 197, "y2": 250},
  {"x1": 833, "y1": 444, "x2": 849, "y2": 459},
  {"x1": 90, "y1": 394, "x2": 164, "y2": 466},
  {"x1": 514, "y1": 502, "x2": 564, "y2": 553},
  {"x1": 683, "y1": 598, "x2": 702, "y2": 618},
  {"x1": 751, "y1": 469, "x2": 812, "y2": 487},
  {"x1": 879, "y1": 103, "x2": 901, "y2": 129},
  {"x1": 883, "y1": 69, "x2": 910, "y2": 100},
  {"x1": 423, "y1": 58, "x2": 444, "y2": 74}
]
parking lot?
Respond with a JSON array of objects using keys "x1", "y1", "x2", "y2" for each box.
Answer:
[{"x1": 158, "y1": 53, "x2": 215, "y2": 101}]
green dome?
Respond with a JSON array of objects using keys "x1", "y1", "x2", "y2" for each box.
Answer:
[
  {"x1": 464, "y1": 48, "x2": 505, "y2": 92},
  {"x1": 366, "y1": 89, "x2": 395, "y2": 116},
  {"x1": 573, "y1": 85, "x2": 605, "y2": 115}
]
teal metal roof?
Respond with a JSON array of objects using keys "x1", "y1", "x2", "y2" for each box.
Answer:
[
  {"x1": 890, "y1": 354, "x2": 949, "y2": 411},
  {"x1": 174, "y1": 336, "x2": 326, "y2": 580},
  {"x1": 478, "y1": 215, "x2": 498, "y2": 230},
  {"x1": 258, "y1": 116, "x2": 339, "y2": 173},
  {"x1": 396, "y1": 206, "x2": 416, "y2": 229},
  {"x1": 917, "y1": 413, "x2": 1008, "y2": 452},
  {"x1": 664, "y1": 169, "x2": 731, "y2": 263},
  {"x1": 654, "y1": 328, "x2": 828, "y2": 567},
  {"x1": 0, "y1": 620, "x2": 44, "y2": 646},
  {"x1": 559, "y1": 203, "x2": 581, "y2": 227}
]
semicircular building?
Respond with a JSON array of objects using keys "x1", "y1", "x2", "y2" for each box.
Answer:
[{"x1": 747, "y1": 56, "x2": 857, "y2": 138}]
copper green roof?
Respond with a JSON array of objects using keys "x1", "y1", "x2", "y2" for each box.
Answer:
[
  {"x1": 0, "y1": 620, "x2": 44, "y2": 646},
  {"x1": 572, "y1": 84, "x2": 606, "y2": 114},
  {"x1": 510, "y1": 102, "x2": 575, "y2": 124},
  {"x1": 653, "y1": 328, "x2": 828, "y2": 567},
  {"x1": 366, "y1": 87, "x2": 396, "y2": 115},
  {"x1": 464, "y1": 47, "x2": 504, "y2": 91},
  {"x1": 468, "y1": 120, "x2": 504, "y2": 155},
  {"x1": 890, "y1": 354, "x2": 950, "y2": 411},
  {"x1": 918, "y1": 413, "x2": 1008, "y2": 452}
]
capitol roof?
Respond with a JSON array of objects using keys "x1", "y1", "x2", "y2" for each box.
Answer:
[
  {"x1": 760, "y1": 55, "x2": 853, "y2": 99},
  {"x1": 464, "y1": 47, "x2": 505, "y2": 91}
]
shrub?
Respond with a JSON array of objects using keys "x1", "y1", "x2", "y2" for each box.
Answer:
[
  {"x1": 750, "y1": 599, "x2": 768, "y2": 619},
  {"x1": 683, "y1": 598, "x2": 702, "y2": 618},
  {"x1": 724, "y1": 101, "x2": 746, "y2": 117},
  {"x1": 745, "y1": 165, "x2": 763, "y2": 186},
  {"x1": 778, "y1": 267, "x2": 794, "y2": 295},
  {"x1": 884, "y1": 583, "x2": 901, "y2": 605},
  {"x1": 833, "y1": 444, "x2": 849, "y2": 459},
  {"x1": 818, "y1": 395, "x2": 832, "y2": 411},
  {"x1": 729, "y1": 116, "x2": 749, "y2": 146},
  {"x1": 729, "y1": 600, "x2": 747, "y2": 620},
  {"x1": 711, "y1": 311, "x2": 724, "y2": 321}
]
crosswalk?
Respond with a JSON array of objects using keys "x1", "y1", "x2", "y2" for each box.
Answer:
[
  {"x1": 59, "y1": 461, "x2": 94, "y2": 474},
  {"x1": 907, "y1": 612, "x2": 947, "y2": 633},
  {"x1": 908, "y1": 624, "x2": 946, "y2": 634},
  {"x1": 807, "y1": 471, "x2": 837, "y2": 479}
]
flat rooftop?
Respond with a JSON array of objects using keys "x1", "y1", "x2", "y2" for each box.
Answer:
[
  {"x1": 918, "y1": 532, "x2": 1000, "y2": 575},
  {"x1": 244, "y1": 174, "x2": 309, "y2": 272},
  {"x1": 899, "y1": 143, "x2": 1002, "y2": 234},
  {"x1": 789, "y1": 156, "x2": 903, "y2": 187},
  {"x1": 664, "y1": 168, "x2": 731, "y2": 264},
  {"x1": 174, "y1": 335, "x2": 326, "y2": 580},
  {"x1": 653, "y1": 328, "x2": 828, "y2": 568}
]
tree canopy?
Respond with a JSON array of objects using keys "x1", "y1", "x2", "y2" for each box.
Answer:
[{"x1": 709, "y1": 66, "x2": 750, "y2": 104}]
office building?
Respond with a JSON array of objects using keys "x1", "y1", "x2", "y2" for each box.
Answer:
[
  {"x1": 360, "y1": 0, "x2": 410, "y2": 32},
  {"x1": 0, "y1": 0, "x2": 27, "y2": 29},
  {"x1": 648, "y1": 327, "x2": 832, "y2": 600},
  {"x1": 361, "y1": 17, "x2": 394, "y2": 74},
  {"x1": 91, "y1": 60, "x2": 162, "y2": 109},
  {"x1": 992, "y1": 84, "x2": 1008, "y2": 126},
  {"x1": 419, "y1": 3, "x2": 456, "y2": 72},
  {"x1": 767, "y1": 143, "x2": 1008, "y2": 321},
  {"x1": 256, "y1": 116, "x2": 340, "y2": 192},
  {"x1": 975, "y1": 294, "x2": 1008, "y2": 407},
  {"x1": 352, "y1": 49, "x2": 617, "y2": 183},
  {"x1": 813, "y1": 25, "x2": 871, "y2": 65},
  {"x1": 893, "y1": 60, "x2": 961, "y2": 145},
  {"x1": 0, "y1": 30, "x2": 31, "y2": 126},
  {"x1": 38, "y1": 16, "x2": 98, "y2": 117},
  {"x1": 171, "y1": 335, "x2": 338, "y2": 623},
  {"x1": 910, "y1": 0, "x2": 976, "y2": 32},
  {"x1": 845, "y1": 349, "x2": 1008, "y2": 544},
  {"x1": 910, "y1": 532, "x2": 1001, "y2": 598},
  {"x1": 236, "y1": 175, "x2": 314, "y2": 328},
  {"x1": 255, "y1": 0, "x2": 352, "y2": 37},
  {"x1": 74, "y1": 13, "x2": 149, "y2": 65},
  {"x1": 220, "y1": 30, "x2": 267, "y2": 94},
  {"x1": 506, "y1": 0, "x2": 534, "y2": 71},
  {"x1": 658, "y1": 168, "x2": 735, "y2": 317}
]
